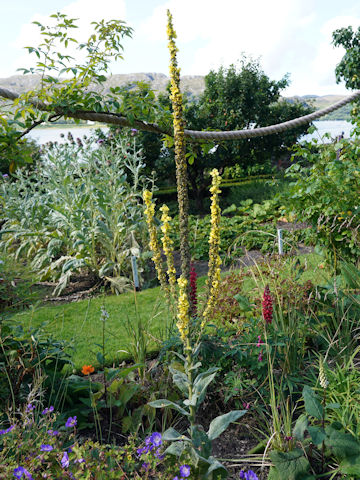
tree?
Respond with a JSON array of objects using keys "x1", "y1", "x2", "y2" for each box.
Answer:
[
  {"x1": 333, "y1": 26, "x2": 360, "y2": 90},
  {"x1": 183, "y1": 58, "x2": 313, "y2": 210}
]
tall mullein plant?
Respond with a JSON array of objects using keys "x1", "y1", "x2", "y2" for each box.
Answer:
[
  {"x1": 147, "y1": 12, "x2": 247, "y2": 479},
  {"x1": 166, "y1": 9, "x2": 191, "y2": 287}
]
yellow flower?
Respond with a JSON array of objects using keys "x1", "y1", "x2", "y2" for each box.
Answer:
[
  {"x1": 160, "y1": 204, "x2": 177, "y2": 299},
  {"x1": 202, "y1": 169, "x2": 222, "y2": 328},
  {"x1": 143, "y1": 190, "x2": 169, "y2": 296},
  {"x1": 177, "y1": 276, "x2": 190, "y2": 347}
]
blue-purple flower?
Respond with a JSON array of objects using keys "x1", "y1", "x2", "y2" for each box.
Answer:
[
  {"x1": 179, "y1": 465, "x2": 191, "y2": 478},
  {"x1": 0, "y1": 425, "x2": 15, "y2": 435},
  {"x1": 61, "y1": 451, "x2": 69, "y2": 468},
  {"x1": 150, "y1": 432, "x2": 162, "y2": 447},
  {"x1": 13, "y1": 466, "x2": 33, "y2": 479},
  {"x1": 137, "y1": 432, "x2": 163, "y2": 457},
  {"x1": 65, "y1": 416, "x2": 77, "y2": 428},
  {"x1": 26, "y1": 404, "x2": 35, "y2": 413},
  {"x1": 40, "y1": 444, "x2": 53, "y2": 452},
  {"x1": 47, "y1": 429, "x2": 59, "y2": 436},
  {"x1": 42, "y1": 406, "x2": 54, "y2": 415},
  {"x1": 239, "y1": 470, "x2": 259, "y2": 480}
]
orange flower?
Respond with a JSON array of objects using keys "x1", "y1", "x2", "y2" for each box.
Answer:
[{"x1": 82, "y1": 365, "x2": 94, "y2": 375}]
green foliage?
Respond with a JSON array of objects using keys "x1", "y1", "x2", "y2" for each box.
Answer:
[
  {"x1": 170, "y1": 199, "x2": 282, "y2": 260},
  {"x1": 150, "y1": 353, "x2": 247, "y2": 479},
  {"x1": 282, "y1": 125, "x2": 360, "y2": 269},
  {"x1": 270, "y1": 382, "x2": 360, "y2": 480},
  {"x1": 0, "y1": 13, "x2": 169, "y2": 173},
  {"x1": 0, "y1": 404, "x2": 176, "y2": 479},
  {"x1": 332, "y1": 25, "x2": 360, "y2": 90},
  {"x1": 0, "y1": 138, "x2": 148, "y2": 294},
  {"x1": 0, "y1": 255, "x2": 39, "y2": 312},
  {"x1": 0, "y1": 320, "x2": 72, "y2": 413}
]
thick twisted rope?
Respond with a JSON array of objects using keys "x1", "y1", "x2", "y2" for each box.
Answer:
[
  {"x1": 0, "y1": 86, "x2": 359, "y2": 140},
  {"x1": 185, "y1": 90, "x2": 360, "y2": 139}
]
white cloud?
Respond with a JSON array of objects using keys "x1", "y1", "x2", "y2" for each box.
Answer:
[
  {"x1": 3, "y1": 0, "x2": 360, "y2": 96},
  {"x1": 135, "y1": 0, "x2": 360, "y2": 95}
]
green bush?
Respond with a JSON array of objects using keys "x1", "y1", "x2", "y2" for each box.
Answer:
[{"x1": 282, "y1": 122, "x2": 360, "y2": 269}]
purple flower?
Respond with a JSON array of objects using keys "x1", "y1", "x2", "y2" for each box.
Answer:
[
  {"x1": 3, "y1": 174, "x2": 9, "y2": 178},
  {"x1": 150, "y1": 432, "x2": 162, "y2": 447},
  {"x1": 240, "y1": 470, "x2": 259, "y2": 480},
  {"x1": 26, "y1": 404, "x2": 35, "y2": 413},
  {"x1": 141, "y1": 462, "x2": 149, "y2": 470},
  {"x1": 74, "y1": 458, "x2": 85, "y2": 464},
  {"x1": 137, "y1": 446, "x2": 148, "y2": 456},
  {"x1": 13, "y1": 466, "x2": 33, "y2": 479},
  {"x1": 173, "y1": 477, "x2": 180, "y2": 480},
  {"x1": 179, "y1": 465, "x2": 191, "y2": 478},
  {"x1": 61, "y1": 451, "x2": 69, "y2": 468},
  {"x1": 155, "y1": 448, "x2": 164, "y2": 460},
  {"x1": 0, "y1": 425, "x2": 15, "y2": 435},
  {"x1": 65, "y1": 416, "x2": 77, "y2": 428},
  {"x1": 42, "y1": 406, "x2": 54, "y2": 415},
  {"x1": 40, "y1": 444, "x2": 53, "y2": 452},
  {"x1": 47, "y1": 429, "x2": 59, "y2": 436},
  {"x1": 97, "y1": 139, "x2": 104, "y2": 144}
]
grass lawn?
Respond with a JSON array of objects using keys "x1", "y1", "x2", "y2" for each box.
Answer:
[
  {"x1": 8, "y1": 286, "x2": 170, "y2": 371},
  {"x1": 7, "y1": 253, "x2": 329, "y2": 371}
]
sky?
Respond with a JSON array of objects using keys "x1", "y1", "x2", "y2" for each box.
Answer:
[{"x1": 0, "y1": 0, "x2": 359, "y2": 96}]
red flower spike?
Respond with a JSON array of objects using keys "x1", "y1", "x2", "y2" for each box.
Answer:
[
  {"x1": 262, "y1": 285, "x2": 273, "y2": 324},
  {"x1": 189, "y1": 263, "x2": 198, "y2": 317}
]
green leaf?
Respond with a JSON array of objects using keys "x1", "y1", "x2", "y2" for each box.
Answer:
[
  {"x1": 162, "y1": 427, "x2": 189, "y2": 442},
  {"x1": 148, "y1": 399, "x2": 189, "y2": 416},
  {"x1": 234, "y1": 294, "x2": 252, "y2": 311},
  {"x1": 205, "y1": 457, "x2": 228, "y2": 478},
  {"x1": 190, "y1": 425, "x2": 211, "y2": 458},
  {"x1": 207, "y1": 410, "x2": 247, "y2": 441},
  {"x1": 164, "y1": 441, "x2": 186, "y2": 457},
  {"x1": 96, "y1": 352, "x2": 105, "y2": 365},
  {"x1": 302, "y1": 385, "x2": 324, "y2": 420},
  {"x1": 293, "y1": 414, "x2": 308, "y2": 441},
  {"x1": 308, "y1": 426, "x2": 325, "y2": 445},
  {"x1": 325, "y1": 425, "x2": 360, "y2": 459},
  {"x1": 339, "y1": 454, "x2": 360, "y2": 476},
  {"x1": 269, "y1": 448, "x2": 310, "y2": 480},
  {"x1": 193, "y1": 367, "x2": 218, "y2": 406},
  {"x1": 169, "y1": 366, "x2": 189, "y2": 394}
]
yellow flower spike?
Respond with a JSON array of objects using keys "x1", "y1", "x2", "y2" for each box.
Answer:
[
  {"x1": 143, "y1": 190, "x2": 169, "y2": 297},
  {"x1": 202, "y1": 169, "x2": 222, "y2": 329},
  {"x1": 167, "y1": 9, "x2": 191, "y2": 285},
  {"x1": 160, "y1": 204, "x2": 177, "y2": 300},
  {"x1": 177, "y1": 276, "x2": 191, "y2": 348}
]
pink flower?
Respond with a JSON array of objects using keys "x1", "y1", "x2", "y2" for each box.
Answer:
[
  {"x1": 256, "y1": 335, "x2": 262, "y2": 347},
  {"x1": 258, "y1": 350, "x2": 263, "y2": 362},
  {"x1": 262, "y1": 285, "x2": 273, "y2": 324}
]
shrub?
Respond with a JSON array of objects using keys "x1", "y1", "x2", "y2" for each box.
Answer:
[{"x1": 0, "y1": 137, "x2": 149, "y2": 294}]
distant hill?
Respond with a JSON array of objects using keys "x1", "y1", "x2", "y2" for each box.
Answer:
[
  {"x1": 0, "y1": 72, "x2": 205, "y2": 98},
  {"x1": 286, "y1": 94, "x2": 352, "y2": 120},
  {"x1": 0, "y1": 73, "x2": 353, "y2": 120}
]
